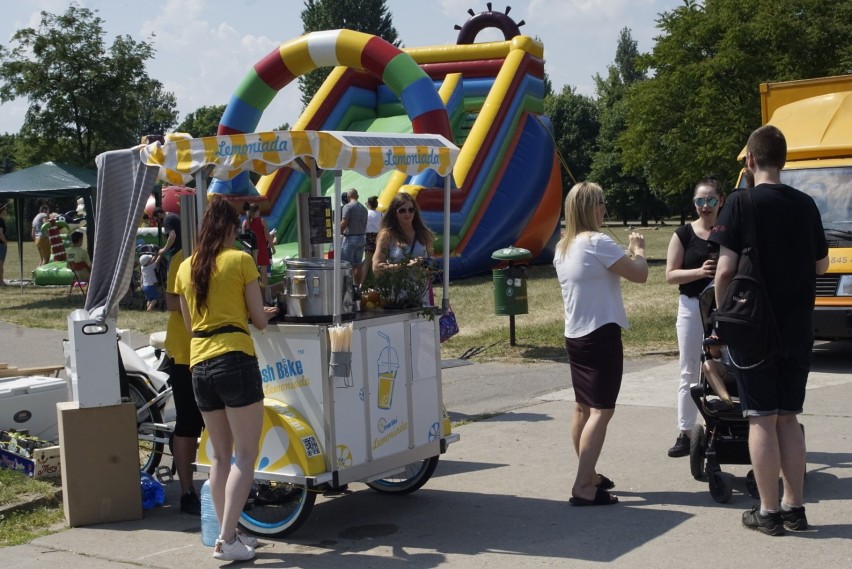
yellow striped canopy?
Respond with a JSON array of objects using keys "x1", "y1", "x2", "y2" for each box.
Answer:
[{"x1": 140, "y1": 130, "x2": 459, "y2": 185}]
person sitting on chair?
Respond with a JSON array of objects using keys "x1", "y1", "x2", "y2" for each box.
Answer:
[{"x1": 65, "y1": 230, "x2": 91, "y2": 282}]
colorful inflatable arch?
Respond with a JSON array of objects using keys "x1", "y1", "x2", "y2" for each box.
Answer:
[
  {"x1": 210, "y1": 30, "x2": 451, "y2": 195},
  {"x1": 211, "y1": 10, "x2": 562, "y2": 278}
]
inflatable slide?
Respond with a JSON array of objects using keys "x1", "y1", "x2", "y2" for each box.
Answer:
[{"x1": 210, "y1": 8, "x2": 561, "y2": 278}]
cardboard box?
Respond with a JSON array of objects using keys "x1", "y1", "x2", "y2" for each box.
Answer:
[
  {"x1": 0, "y1": 430, "x2": 62, "y2": 479},
  {"x1": 57, "y1": 401, "x2": 142, "y2": 526}
]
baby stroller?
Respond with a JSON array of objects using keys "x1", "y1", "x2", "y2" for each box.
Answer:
[{"x1": 688, "y1": 285, "x2": 755, "y2": 503}]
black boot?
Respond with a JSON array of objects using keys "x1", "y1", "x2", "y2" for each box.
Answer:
[{"x1": 668, "y1": 433, "x2": 690, "y2": 458}]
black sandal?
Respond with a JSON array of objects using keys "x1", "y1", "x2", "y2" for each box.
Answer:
[
  {"x1": 595, "y1": 474, "x2": 615, "y2": 490},
  {"x1": 569, "y1": 487, "x2": 619, "y2": 507}
]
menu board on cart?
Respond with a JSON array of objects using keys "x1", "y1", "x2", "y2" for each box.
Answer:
[{"x1": 308, "y1": 196, "x2": 333, "y2": 244}]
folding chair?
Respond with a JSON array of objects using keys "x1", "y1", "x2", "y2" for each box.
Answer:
[{"x1": 68, "y1": 260, "x2": 90, "y2": 298}]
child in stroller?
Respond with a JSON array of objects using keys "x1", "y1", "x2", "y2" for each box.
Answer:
[
  {"x1": 701, "y1": 337, "x2": 735, "y2": 411},
  {"x1": 689, "y1": 285, "x2": 756, "y2": 503}
]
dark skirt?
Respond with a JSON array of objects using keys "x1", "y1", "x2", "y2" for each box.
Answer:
[{"x1": 564, "y1": 323, "x2": 623, "y2": 409}]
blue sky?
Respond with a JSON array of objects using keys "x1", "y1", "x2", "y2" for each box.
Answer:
[{"x1": 0, "y1": 0, "x2": 682, "y2": 134}]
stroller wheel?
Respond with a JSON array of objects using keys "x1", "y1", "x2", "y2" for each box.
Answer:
[
  {"x1": 689, "y1": 425, "x2": 706, "y2": 480},
  {"x1": 746, "y1": 470, "x2": 760, "y2": 498},
  {"x1": 709, "y1": 471, "x2": 734, "y2": 503},
  {"x1": 745, "y1": 470, "x2": 786, "y2": 501}
]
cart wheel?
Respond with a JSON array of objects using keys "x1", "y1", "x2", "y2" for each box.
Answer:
[
  {"x1": 239, "y1": 481, "x2": 316, "y2": 537},
  {"x1": 689, "y1": 425, "x2": 706, "y2": 480},
  {"x1": 366, "y1": 456, "x2": 439, "y2": 494},
  {"x1": 709, "y1": 471, "x2": 734, "y2": 503},
  {"x1": 127, "y1": 374, "x2": 164, "y2": 475}
]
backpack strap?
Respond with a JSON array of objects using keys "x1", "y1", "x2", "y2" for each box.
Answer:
[{"x1": 739, "y1": 189, "x2": 759, "y2": 251}]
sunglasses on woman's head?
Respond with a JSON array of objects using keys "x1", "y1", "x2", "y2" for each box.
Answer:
[
  {"x1": 694, "y1": 197, "x2": 719, "y2": 207},
  {"x1": 397, "y1": 207, "x2": 415, "y2": 214}
]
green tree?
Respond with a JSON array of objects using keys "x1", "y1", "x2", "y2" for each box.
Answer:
[
  {"x1": 0, "y1": 5, "x2": 177, "y2": 167},
  {"x1": 590, "y1": 28, "x2": 661, "y2": 226},
  {"x1": 620, "y1": 0, "x2": 852, "y2": 206},
  {"x1": 0, "y1": 133, "x2": 18, "y2": 173},
  {"x1": 544, "y1": 86, "x2": 600, "y2": 193},
  {"x1": 299, "y1": 0, "x2": 400, "y2": 108},
  {"x1": 177, "y1": 105, "x2": 228, "y2": 137}
]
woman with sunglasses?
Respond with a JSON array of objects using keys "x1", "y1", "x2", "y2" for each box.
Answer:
[
  {"x1": 175, "y1": 197, "x2": 278, "y2": 561},
  {"x1": 372, "y1": 193, "x2": 434, "y2": 304},
  {"x1": 664, "y1": 177, "x2": 724, "y2": 458}
]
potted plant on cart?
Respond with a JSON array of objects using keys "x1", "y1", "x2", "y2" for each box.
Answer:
[{"x1": 373, "y1": 254, "x2": 435, "y2": 310}]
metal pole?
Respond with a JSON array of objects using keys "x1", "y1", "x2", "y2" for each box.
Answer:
[
  {"x1": 509, "y1": 314, "x2": 516, "y2": 346},
  {"x1": 442, "y1": 174, "x2": 451, "y2": 311},
  {"x1": 194, "y1": 167, "x2": 210, "y2": 233},
  {"x1": 332, "y1": 171, "x2": 342, "y2": 325}
]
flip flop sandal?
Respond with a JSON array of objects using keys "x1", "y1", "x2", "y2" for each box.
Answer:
[
  {"x1": 569, "y1": 487, "x2": 619, "y2": 507},
  {"x1": 595, "y1": 474, "x2": 615, "y2": 490}
]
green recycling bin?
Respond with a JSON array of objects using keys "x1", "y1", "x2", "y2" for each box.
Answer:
[{"x1": 491, "y1": 247, "x2": 532, "y2": 316}]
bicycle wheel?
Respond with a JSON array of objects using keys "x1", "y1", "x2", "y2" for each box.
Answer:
[
  {"x1": 127, "y1": 374, "x2": 165, "y2": 474},
  {"x1": 366, "y1": 456, "x2": 439, "y2": 494},
  {"x1": 239, "y1": 481, "x2": 316, "y2": 537}
]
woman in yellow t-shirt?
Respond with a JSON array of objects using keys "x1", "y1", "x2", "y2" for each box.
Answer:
[{"x1": 175, "y1": 197, "x2": 278, "y2": 561}]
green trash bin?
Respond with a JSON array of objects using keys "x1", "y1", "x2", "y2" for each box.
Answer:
[{"x1": 491, "y1": 247, "x2": 532, "y2": 316}]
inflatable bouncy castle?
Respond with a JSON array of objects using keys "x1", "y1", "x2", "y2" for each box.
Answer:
[{"x1": 197, "y1": 7, "x2": 561, "y2": 278}]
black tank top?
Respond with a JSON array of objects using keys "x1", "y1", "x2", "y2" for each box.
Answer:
[{"x1": 675, "y1": 224, "x2": 712, "y2": 298}]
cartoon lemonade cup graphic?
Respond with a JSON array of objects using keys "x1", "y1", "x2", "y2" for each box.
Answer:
[{"x1": 376, "y1": 331, "x2": 399, "y2": 410}]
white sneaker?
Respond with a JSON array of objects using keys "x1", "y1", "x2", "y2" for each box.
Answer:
[
  {"x1": 213, "y1": 537, "x2": 255, "y2": 561},
  {"x1": 236, "y1": 528, "x2": 259, "y2": 548}
]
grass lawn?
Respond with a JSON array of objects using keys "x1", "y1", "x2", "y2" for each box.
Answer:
[
  {"x1": 0, "y1": 469, "x2": 65, "y2": 547},
  {"x1": 1, "y1": 241, "x2": 170, "y2": 336},
  {"x1": 441, "y1": 223, "x2": 679, "y2": 361},
  {"x1": 1, "y1": 223, "x2": 683, "y2": 360}
]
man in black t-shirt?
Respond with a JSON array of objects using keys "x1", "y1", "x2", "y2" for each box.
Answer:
[
  {"x1": 153, "y1": 207, "x2": 181, "y2": 281},
  {"x1": 710, "y1": 125, "x2": 829, "y2": 536},
  {"x1": 153, "y1": 207, "x2": 182, "y2": 257}
]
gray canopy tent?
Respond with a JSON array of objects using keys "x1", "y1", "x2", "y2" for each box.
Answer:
[{"x1": 0, "y1": 162, "x2": 96, "y2": 289}]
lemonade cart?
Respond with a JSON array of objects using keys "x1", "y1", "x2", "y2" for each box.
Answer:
[{"x1": 138, "y1": 130, "x2": 461, "y2": 536}]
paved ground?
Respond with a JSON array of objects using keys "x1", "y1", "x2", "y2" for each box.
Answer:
[{"x1": 2, "y1": 321, "x2": 851, "y2": 568}]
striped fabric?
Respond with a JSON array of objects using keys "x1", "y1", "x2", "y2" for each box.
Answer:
[{"x1": 139, "y1": 130, "x2": 459, "y2": 184}]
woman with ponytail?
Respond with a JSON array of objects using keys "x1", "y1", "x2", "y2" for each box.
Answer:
[{"x1": 175, "y1": 196, "x2": 277, "y2": 561}]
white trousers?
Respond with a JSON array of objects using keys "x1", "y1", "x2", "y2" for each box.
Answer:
[{"x1": 676, "y1": 294, "x2": 702, "y2": 432}]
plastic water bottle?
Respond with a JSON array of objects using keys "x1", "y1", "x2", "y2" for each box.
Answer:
[
  {"x1": 200, "y1": 479, "x2": 220, "y2": 547},
  {"x1": 140, "y1": 472, "x2": 165, "y2": 509}
]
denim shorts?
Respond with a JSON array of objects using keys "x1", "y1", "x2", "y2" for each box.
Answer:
[
  {"x1": 0, "y1": 243, "x2": 7, "y2": 262},
  {"x1": 340, "y1": 235, "x2": 366, "y2": 266},
  {"x1": 731, "y1": 346, "x2": 811, "y2": 417},
  {"x1": 191, "y1": 351, "x2": 264, "y2": 412}
]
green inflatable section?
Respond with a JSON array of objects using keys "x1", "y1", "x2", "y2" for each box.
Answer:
[{"x1": 32, "y1": 260, "x2": 75, "y2": 286}]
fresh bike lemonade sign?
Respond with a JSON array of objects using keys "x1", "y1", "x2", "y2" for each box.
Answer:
[{"x1": 252, "y1": 325, "x2": 326, "y2": 447}]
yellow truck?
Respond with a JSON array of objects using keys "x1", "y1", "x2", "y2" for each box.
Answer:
[{"x1": 740, "y1": 74, "x2": 852, "y2": 338}]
